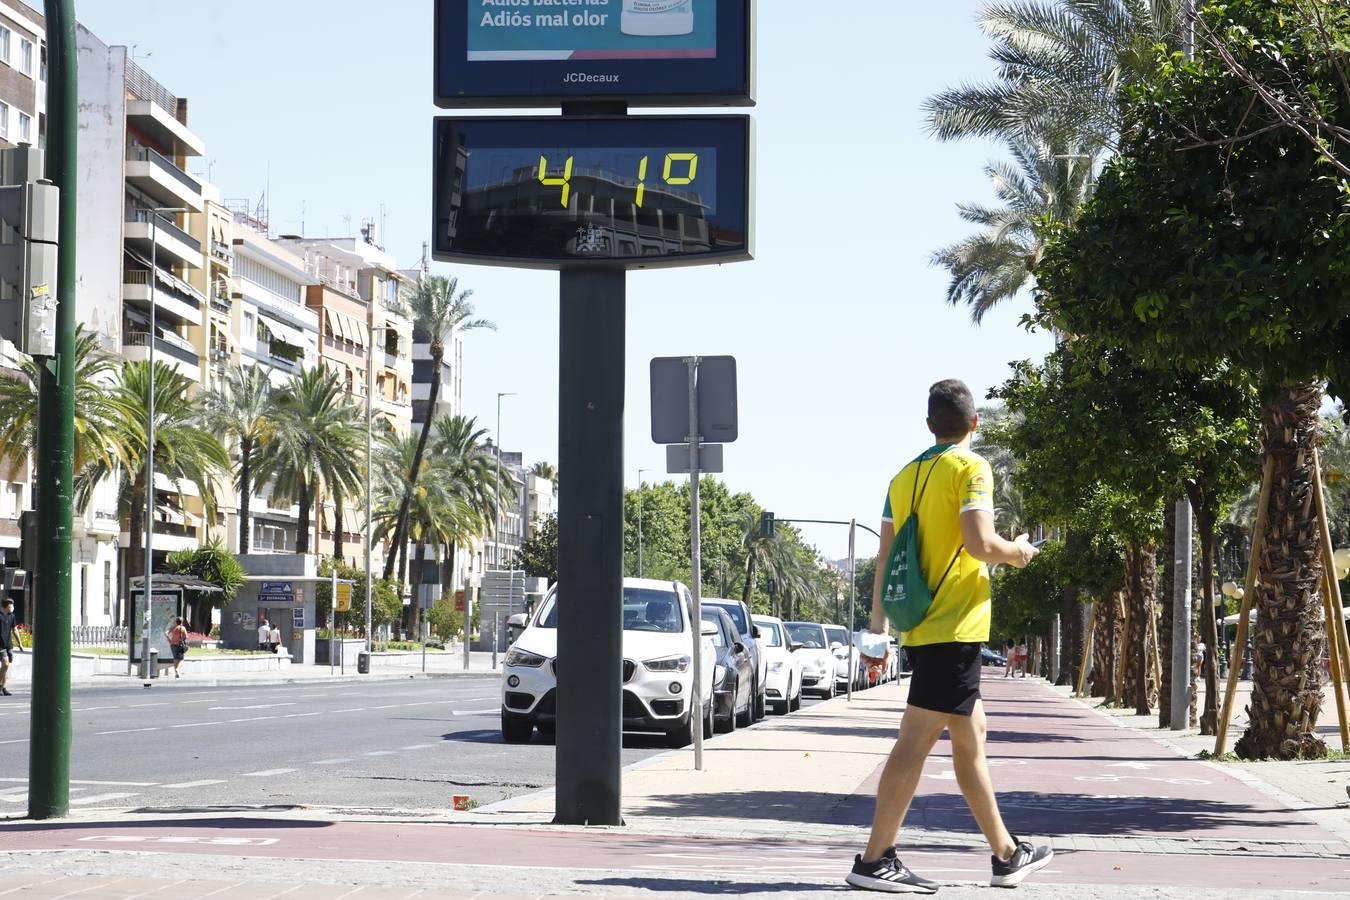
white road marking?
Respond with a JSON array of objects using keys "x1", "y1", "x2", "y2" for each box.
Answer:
[
  {"x1": 71, "y1": 780, "x2": 158, "y2": 787},
  {"x1": 1107, "y1": 761, "x2": 1159, "y2": 770},
  {"x1": 312, "y1": 758, "x2": 352, "y2": 765},
  {"x1": 329, "y1": 708, "x2": 367, "y2": 713},
  {"x1": 160, "y1": 779, "x2": 227, "y2": 789},
  {"x1": 226, "y1": 716, "x2": 276, "y2": 723},
  {"x1": 241, "y1": 768, "x2": 295, "y2": 777},
  {"x1": 281, "y1": 712, "x2": 322, "y2": 719},
  {"x1": 169, "y1": 721, "x2": 222, "y2": 729},
  {"x1": 368, "y1": 704, "x2": 402, "y2": 710},
  {"x1": 209, "y1": 703, "x2": 296, "y2": 711},
  {"x1": 399, "y1": 744, "x2": 434, "y2": 750},
  {"x1": 363, "y1": 750, "x2": 395, "y2": 757},
  {"x1": 70, "y1": 792, "x2": 139, "y2": 805},
  {"x1": 0, "y1": 738, "x2": 29, "y2": 744},
  {"x1": 95, "y1": 727, "x2": 159, "y2": 736},
  {"x1": 451, "y1": 708, "x2": 499, "y2": 717}
]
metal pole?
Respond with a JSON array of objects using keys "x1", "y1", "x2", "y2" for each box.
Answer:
[
  {"x1": 463, "y1": 585, "x2": 473, "y2": 671},
  {"x1": 554, "y1": 264, "x2": 624, "y2": 827},
  {"x1": 1171, "y1": 498, "x2": 1194, "y2": 730},
  {"x1": 846, "y1": 519, "x2": 855, "y2": 702},
  {"x1": 637, "y1": 467, "x2": 649, "y2": 578},
  {"x1": 686, "y1": 356, "x2": 705, "y2": 771},
  {"x1": 29, "y1": 0, "x2": 76, "y2": 820},
  {"x1": 494, "y1": 393, "x2": 513, "y2": 569},
  {"x1": 364, "y1": 326, "x2": 376, "y2": 657},
  {"x1": 329, "y1": 567, "x2": 337, "y2": 675},
  {"x1": 142, "y1": 214, "x2": 158, "y2": 683}
]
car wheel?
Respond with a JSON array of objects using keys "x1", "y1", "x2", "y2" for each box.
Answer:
[
  {"x1": 736, "y1": 683, "x2": 753, "y2": 728},
  {"x1": 715, "y1": 691, "x2": 736, "y2": 734},
  {"x1": 753, "y1": 675, "x2": 767, "y2": 721},
  {"x1": 773, "y1": 677, "x2": 791, "y2": 715},
  {"x1": 501, "y1": 709, "x2": 534, "y2": 744},
  {"x1": 791, "y1": 682, "x2": 802, "y2": 712},
  {"x1": 823, "y1": 680, "x2": 835, "y2": 700},
  {"x1": 703, "y1": 699, "x2": 715, "y2": 739},
  {"x1": 666, "y1": 713, "x2": 694, "y2": 749}
]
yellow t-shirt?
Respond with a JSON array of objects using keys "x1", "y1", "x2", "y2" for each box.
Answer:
[{"x1": 881, "y1": 444, "x2": 994, "y2": 647}]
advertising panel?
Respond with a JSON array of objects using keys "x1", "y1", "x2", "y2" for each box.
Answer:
[{"x1": 436, "y1": 0, "x2": 753, "y2": 107}]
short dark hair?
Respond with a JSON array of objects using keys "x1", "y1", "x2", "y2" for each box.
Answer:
[
  {"x1": 928, "y1": 379, "x2": 977, "y2": 439},
  {"x1": 1, "y1": 598, "x2": 12, "y2": 607}
]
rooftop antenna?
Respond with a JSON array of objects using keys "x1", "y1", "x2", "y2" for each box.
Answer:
[{"x1": 130, "y1": 44, "x2": 152, "y2": 61}]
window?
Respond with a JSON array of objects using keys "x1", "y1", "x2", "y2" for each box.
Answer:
[
  {"x1": 103, "y1": 561, "x2": 112, "y2": 616},
  {"x1": 18, "y1": 112, "x2": 30, "y2": 144},
  {"x1": 79, "y1": 565, "x2": 88, "y2": 627},
  {"x1": 0, "y1": 102, "x2": 8, "y2": 141},
  {"x1": 236, "y1": 255, "x2": 302, "y2": 304},
  {"x1": 20, "y1": 39, "x2": 32, "y2": 76},
  {"x1": 39, "y1": 42, "x2": 45, "y2": 82},
  {"x1": 0, "y1": 27, "x2": 10, "y2": 66}
]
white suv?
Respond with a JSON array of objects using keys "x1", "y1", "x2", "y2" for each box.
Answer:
[{"x1": 500, "y1": 578, "x2": 715, "y2": 748}]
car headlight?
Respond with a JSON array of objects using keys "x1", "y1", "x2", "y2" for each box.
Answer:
[
  {"x1": 504, "y1": 648, "x2": 547, "y2": 668},
  {"x1": 833, "y1": 648, "x2": 848, "y2": 659},
  {"x1": 768, "y1": 660, "x2": 784, "y2": 673},
  {"x1": 714, "y1": 664, "x2": 727, "y2": 685},
  {"x1": 644, "y1": 654, "x2": 691, "y2": 673}
]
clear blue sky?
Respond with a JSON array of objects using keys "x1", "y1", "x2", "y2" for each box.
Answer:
[{"x1": 74, "y1": 0, "x2": 1052, "y2": 562}]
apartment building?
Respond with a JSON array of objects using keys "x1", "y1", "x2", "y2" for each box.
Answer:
[{"x1": 0, "y1": 0, "x2": 43, "y2": 152}]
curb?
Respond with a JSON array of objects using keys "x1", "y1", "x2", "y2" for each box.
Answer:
[{"x1": 3, "y1": 670, "x2": 497, "y2": 693}]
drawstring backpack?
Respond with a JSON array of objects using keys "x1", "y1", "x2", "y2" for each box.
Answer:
[{"x1": 879, "y1": 447, "x2": 964, "y2": 632}]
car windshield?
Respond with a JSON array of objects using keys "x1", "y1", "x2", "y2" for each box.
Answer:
[
  {"x1": 823, "y1": 626, "x2": 849, "y2": 647},
  {"x1": 707, "y1": 601, "x2": 747, "y2": 634},
  {"x1": 701, "y1": 612, "x2": 728, "y2": 648},
  {"x1": 754, "y1": 621, "x2": 783, "y2": 647},
  {"x1": 535, "y1": 586, "x2": 685, "y2": 634},
  {"x1": 786, "y1": 623, "x2": 825, "y2": 648}
]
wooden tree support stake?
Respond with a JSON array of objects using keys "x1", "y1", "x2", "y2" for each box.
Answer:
[
  {"x1": 1312, "y1": 451, "x2": 1350, "y2": 751},
  {"x1": 1076, "y1": 603, "x2": 1096, "y2": 697},
  {"x1": 1215, "y1": 455, "x2": 1274, "y2": 757},
  {"x1": 1149, "y1": 609, "x2": 1162, "y2": 700}
]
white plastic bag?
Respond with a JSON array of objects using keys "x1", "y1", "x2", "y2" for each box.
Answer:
[{"x1": 856, "y1": 630, "x2": 889, "y2": 662}]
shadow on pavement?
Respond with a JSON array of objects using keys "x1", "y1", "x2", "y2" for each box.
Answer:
[
  {"x1": 577, "y1": 877, "x2": 843, "y2": 894},
  {"x1": 984, "y1": 730, "x2": 1085, "y2": 743}
]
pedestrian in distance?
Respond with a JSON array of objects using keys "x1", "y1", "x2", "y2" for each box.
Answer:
[
  {"x1": 164, "y1": 616, "x2": 189, "y2": 679},
  {"x1": 0, "y1": 598, "x2": 24, "y2": 697},
  {"x1": 1015, "y1": 641, "x2": 1028, "y2": 678},
  {"x1": 1003, "y1": 640, "x2": 1015, "y2": 679},
  {"x1": 257, "y1": 617, "x2": 270, "y2": 652},
  {"x1": 269, "y1": 621, "x2": 282, "y2": 654},
  {"x1": 847, "y1": 379, "x2": 1054, "y2": 893}
]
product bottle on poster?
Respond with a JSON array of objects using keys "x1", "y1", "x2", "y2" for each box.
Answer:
[{"x1": 621, "y1": 0, "x2": 695, "y2": 37}]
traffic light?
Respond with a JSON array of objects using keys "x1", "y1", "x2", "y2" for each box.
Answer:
[
  {"x1": 759, "y1": 511, "x2": 775, "y2": 538},
  {"x1": 0, "y1": 147, "x2": 58, "y2": 357}
]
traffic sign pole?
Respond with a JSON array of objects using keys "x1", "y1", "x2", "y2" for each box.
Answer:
[
  {"x1": 554, "y1": 255, "x2": 626, "y2": 827},
  {"x1": 686, "y1": 356, "x2": 705, "y2": 771},
  {"x1": 28, "y1": 0, "x2": 76, "y2": 821}
]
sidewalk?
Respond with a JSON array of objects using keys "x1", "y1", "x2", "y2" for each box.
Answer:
[{"x1": 2, "y1": 674, "x2": 1347, "y2": 898}]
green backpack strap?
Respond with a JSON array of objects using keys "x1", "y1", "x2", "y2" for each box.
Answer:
[{"x1": 881, "y1": 446, "x2": 963, "y2": 633}]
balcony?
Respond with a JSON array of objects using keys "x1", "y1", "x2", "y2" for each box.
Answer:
[
  {"x1": 125, "y1": 147, "x2": 204, "y2": 212},
  {"x1": 123, "y1": 331, "x2": 202, "y2": 383},
  {"x1": 123, "y1": 270, "x2": 204, "y2": 326},
  {"x1": 125, "y1": 62, "x2": 206, "y2": 157},
  {"x1": 210, "y1": 239, "x2": 234, "y2": 268},
  {"x1": 210, "y1": 281, "x2": 233, "y2": 314},
  {"x1": 125, "y1": 210, "x2": 203, "y2": 269}
]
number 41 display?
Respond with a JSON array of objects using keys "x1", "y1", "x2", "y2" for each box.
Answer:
[{"x1": 538, "y1": 152, "x2": 700, "y2": 208}]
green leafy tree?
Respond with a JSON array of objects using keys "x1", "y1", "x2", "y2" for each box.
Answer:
[
  {"x1": 1034, "y1": 0, "x2": 1350, "y2": 758},
  {"x1": 518, "y1": 513, "x2": 558, "y2": 584},
  {"x1": 166, "y1": 538, "x2": 244, "y2": 632},
  {"x1": 315, "y1": 557, "x2": 402, "y2": 635},
  {"x1": 383, "y1": 276, "x2": 494, "y2": 580},
  {"x1": 200, "y1": 364, "x2": 274, "y2": 553}
]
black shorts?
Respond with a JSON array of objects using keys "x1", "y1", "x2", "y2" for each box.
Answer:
[
  {"x1": 905, "y1": 641, "x2": 983, "y2": 716},
  {"x1": 171, "y1": 644, "x2": 187, "y2": 661}
]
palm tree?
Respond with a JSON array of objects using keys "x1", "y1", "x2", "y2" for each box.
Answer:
[
  {"x1": 923, "y1": 0, "x2": 1183, "y2": 153},
  {"x1": 383, "y1": 275, "x2": 495, "y2": 580},
  {"x1": 932, "y1": 138, "x2": 1097, "y2": 322},
  {"x1": 0, "y1": 326, "x2": 124, "y2": 495},
  {"x1": 254, "y1": 366, "x2": 364, "y2": 555},
  {"x1": 431, "y1": 415, "x2": 507, "y2": 594},
  {"x1": 78, "y1": 360, "x2": 230, "y2": 621},
  {"x1": 201, "y1": 364, "x2": 274, "y2": 553},
  {"x1": 531, "y1": 460, "x2": 558, "y2": 484}
]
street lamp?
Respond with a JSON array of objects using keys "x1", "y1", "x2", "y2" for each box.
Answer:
[
  {"x1": 637, "y1": 467, "x2": 651, "y2": 577},
  {"x1": 493, "y1": 392, "x2": 516, "y2": 570},
  {"x1": 365, "y1": 322, "x2": 396, "y2": 655},
  {"x1": 141, "y1": 206, "x2": 187, "y2": 680}
]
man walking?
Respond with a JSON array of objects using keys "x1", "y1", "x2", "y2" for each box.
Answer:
[
  {"x1": 846, "y1": 380, "x2": 1053, "y2": 893},
  {"x1": 257, "y1": 616, "x2": 271, "y2": 652},
  {"x1": 0, "y1": 598, "x2": 24, "y2": 696}
]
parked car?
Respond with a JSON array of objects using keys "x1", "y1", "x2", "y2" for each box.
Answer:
[
  {"x1": 752, "y1": 614, "x2": 803, "y2": 714},
  {"x1": 500, "y1": 578, "x2": 715, "y2": 748},
  {"x1": 785, "y1": 621, "x2": 836, "y2": 698},
  {"x1": 704, "y1": 597, "x2": 767, "y2": 721},
  {"x1": 823, "y1": 624, "x2": 863, "y2": 692},
  {"x1": 701, "y1": 607, "x2": 754, "y2": 732},
  {"x1": 888, "y1": 640, "x2": 901, "y2": 681},
  {"x1": 981, "y1": 646, "x2": 1007, "y2": 668}
]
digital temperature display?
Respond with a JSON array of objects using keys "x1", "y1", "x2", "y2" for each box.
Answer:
[{"x1": 433, "y1": 116, "x2": 751, "y2": 269}]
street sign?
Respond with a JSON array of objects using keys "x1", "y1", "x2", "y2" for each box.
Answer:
[
  {"x1": 128, "y1": 588, "x2": 183, "y2": 662},
  {"x1": 292, "y1": 607, "x2": 305, "y2": 629},
  {"x1": 666, "y1": 442, "x2": 723, "y2": 474},
  {"x1": 259, "y1": 581, "x2": 295, "y2": 602},
  {"x1": 433, "y1": 116, "x2": 753, "y2": 270},
  {"x1": 650, "y1": 355, "x2": 737, "y2": 444},
  {"x1": 455, "y1": 589, "x2": 466, "y2": 613},
  {"x1": 435, "y1": 0, "x2": 755, "y2": 109},
  {"x1": 335, "y1": 582, "x2": 352, "y2": 612}
]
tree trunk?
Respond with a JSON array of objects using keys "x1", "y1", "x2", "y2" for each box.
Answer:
[
  {"x1": 1236, "y1": 381, "x2": 1328, "y2": 760},
  {"x1": 1159, "y1": 504, "x2": 1176, "y2": 727},
  {"x1": 1092, "y1": 598, "x2": 1117, "y2": 701},
  {"x1": 126, "y1": 470, "x2": 147, "y2": 627},
  {"x1": 383, "y1": 347, "x2": 442, "y2": 580},
  {"x1": 741, "y1": 557, "x2": 756, "y2": 608},
  {"x1": 1192, "y1": 497, "x2": 1222, "y2": 735},
  {"x1": 333, "y1": 489, "x2": 345, "y2": 563},
  {"x1": 1058, "y1": 584, "x2": 1080, "y2": 687},
  {"x1": 408, "y1": 538, "x2": 426, "y2": 638},
  {"x1": 238, "y1": 437, "x2": 253, "y2": 554},
  {"x1": 295, "y1": 476, "x2": 311, "y2": 554},
  {"x1": 1125, "y1": 544, "x2": 1158, "y2": 716}
]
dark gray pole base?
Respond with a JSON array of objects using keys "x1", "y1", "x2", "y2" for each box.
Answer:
[{"x1": 553, "y1": 267, "x2": 625, "y2": 826}]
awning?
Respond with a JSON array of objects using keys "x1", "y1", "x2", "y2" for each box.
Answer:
[
  {"x1": 153, "y1": 472, "x2": 200, "y2": 497},
  {"x1": 260, "y1": 313, "x2": 309, "y2": 351},
  {"x1": 345, "y1": 312, "x2": 367, "y2": 347},
  {"x1": 129, "y1": 574, "x2": 223, "y2": 594}
]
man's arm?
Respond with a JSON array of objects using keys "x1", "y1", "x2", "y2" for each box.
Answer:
[
  {"x1": 960, "y1": 509, "x2": 1037, "y2": 568},
  {"x1": 869, "y1": 521, "x2": 895, "y2": 635}
]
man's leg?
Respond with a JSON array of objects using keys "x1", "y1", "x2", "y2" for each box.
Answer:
[
  {"x1": 862, "y1": 704, "x2": 949, "y2": 862},
  {"x1": 0, "y1": 653, "x2": 9, "y2": 692},
  {"x1": 946, "y1": 699, "x2": 1016, "y2": 859}
]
